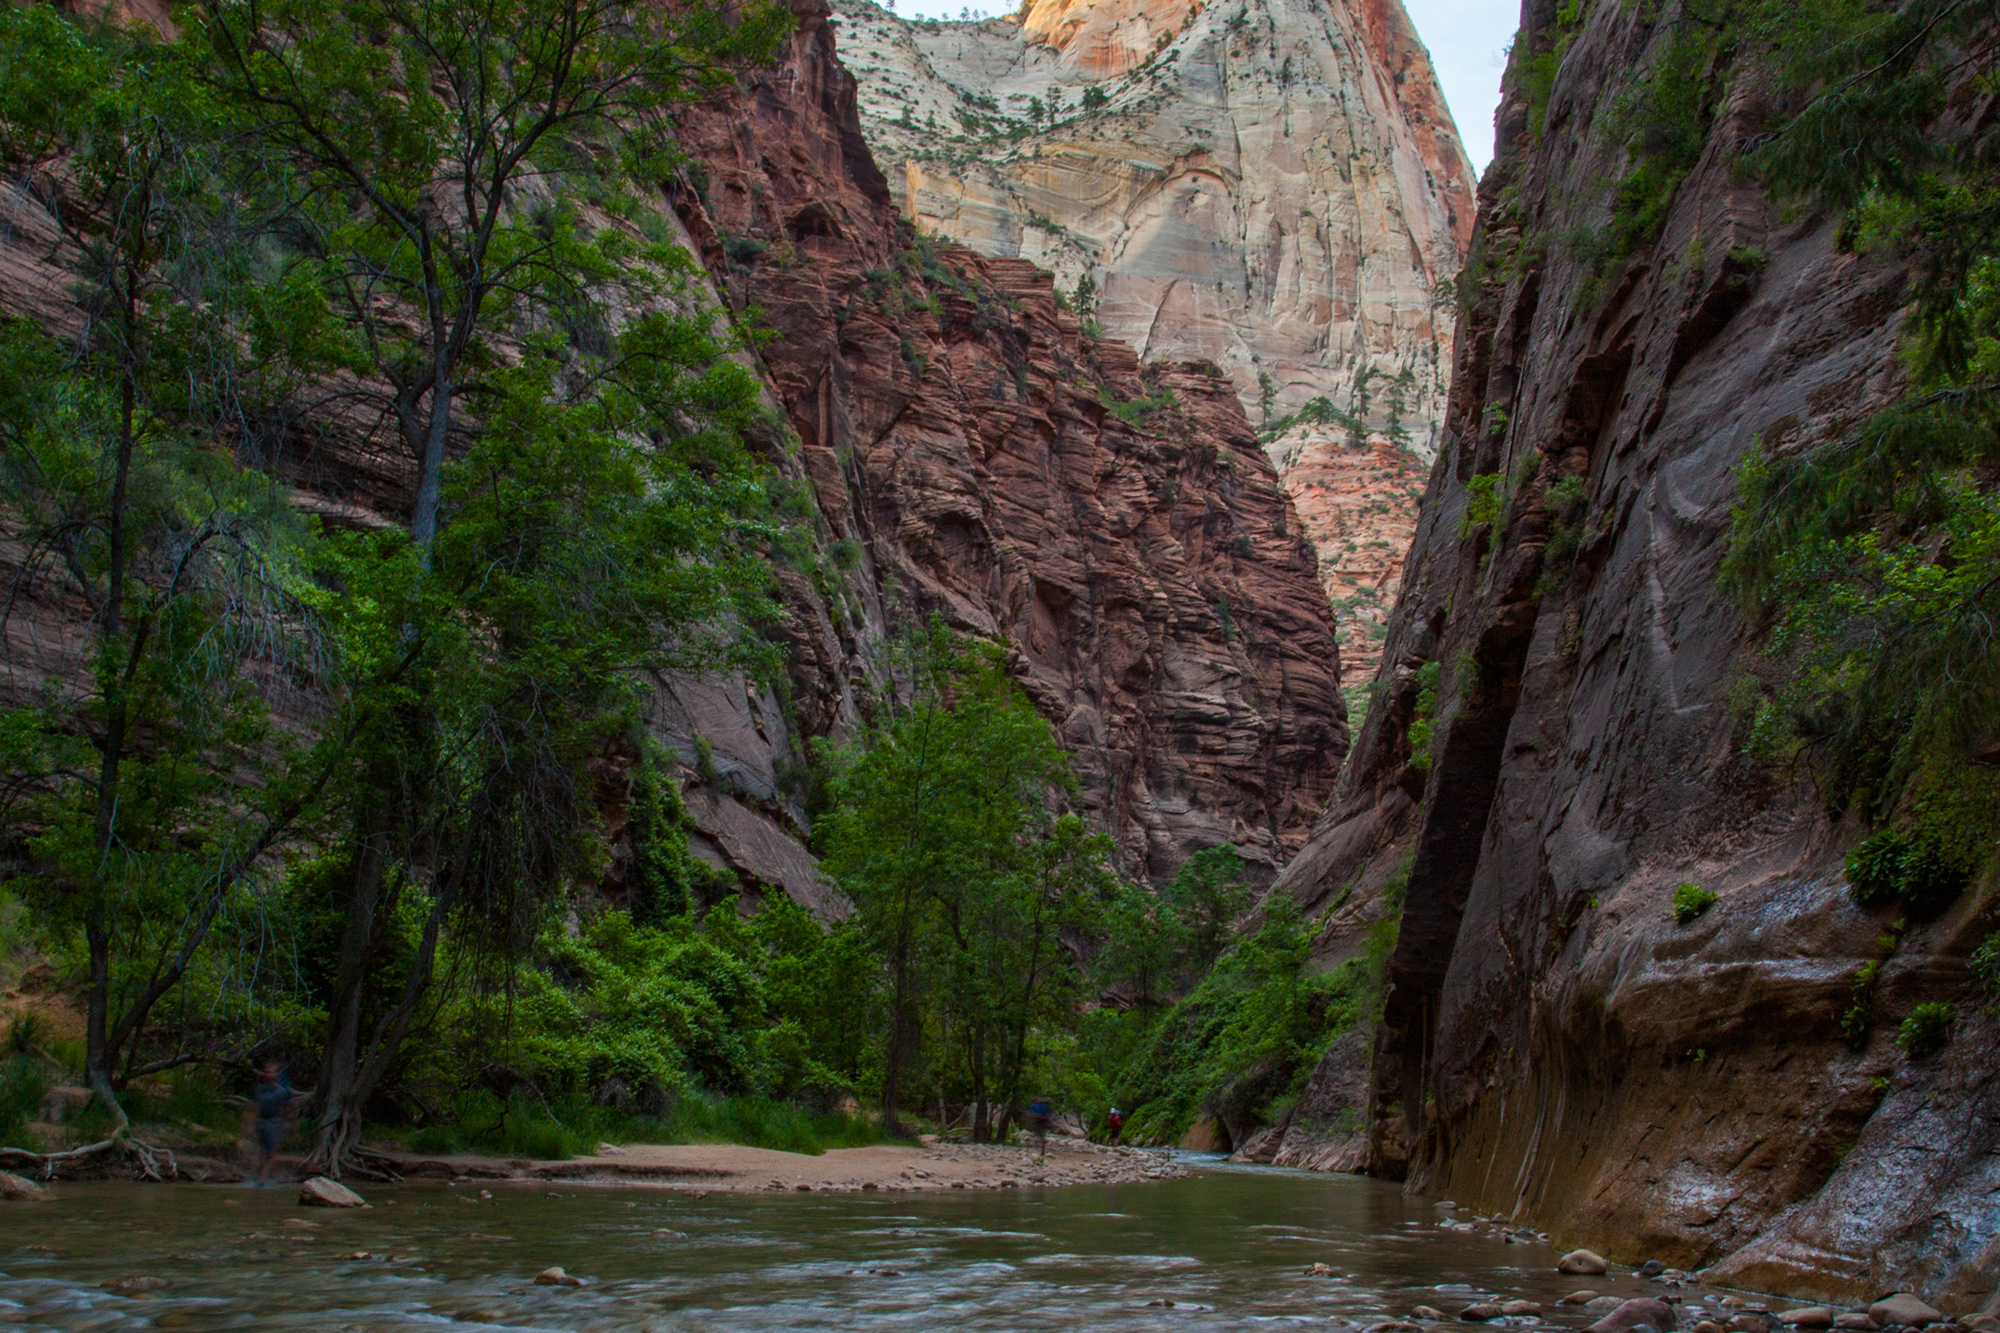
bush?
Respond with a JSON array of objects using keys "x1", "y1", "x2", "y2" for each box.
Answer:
[
  {"x1": 1896, "y1": 1002, "x2": 1955, "y2": 1059},
  {"x1": 0, "y1": 1055, "x2": 49, "y2": 1151},
  {"x1": 1845, "y1": 830, "x2": 1972, "y2": 915},
  {"x1": 1845, "y1": 831, "x2": 1908, "y2": 908},
  {"x1": 1974, "y1": 931, "x2": 2000, "y2": 994},
  {"x1": 1671, "y1": 882, "x2": 1717, "y2": 924}
]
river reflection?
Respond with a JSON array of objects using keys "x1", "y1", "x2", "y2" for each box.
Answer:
[{"x1": 0, "y1": 1157, "x2": 1688, "y2": 1330}]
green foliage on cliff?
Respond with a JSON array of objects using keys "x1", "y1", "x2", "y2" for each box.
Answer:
[
  {"x1": 1671, "y1": 881, "x2": 1716, "y2": 924},
  {"x1": 1715, "y1": 1, "x2": 2000, "y2": 842}
]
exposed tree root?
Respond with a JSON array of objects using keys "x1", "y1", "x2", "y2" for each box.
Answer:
[{"x1": 0, "y1": 1133, "x2": 178, "y2": 1181}]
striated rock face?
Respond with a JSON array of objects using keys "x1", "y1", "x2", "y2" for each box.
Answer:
[
  {"x1": 0, "y1": 0, "x2": 1346, "y2": 891},
  {"x1": 668, "y1": 0, "x2": 1348, "y2": 879},
  {"x1": 829, "y1": 0, "x2": 1470, "y2": 680},
  {"x1": 1257, "y1": 0, "x2": 1998, "y2": 1307}
]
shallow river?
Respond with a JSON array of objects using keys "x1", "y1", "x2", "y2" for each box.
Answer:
[{"x1": 1, "y1": 1158, "x2": 1702, "y2": 1330}]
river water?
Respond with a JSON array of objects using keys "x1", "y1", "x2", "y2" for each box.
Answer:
[{"x1": 0, "y1": 1158, "x2": 1706, "y2": 1330}]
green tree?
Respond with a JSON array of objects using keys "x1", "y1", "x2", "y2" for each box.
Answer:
[
  {"x1": 189, "y1": 0, "x2": 791, "y2": 1173},
  {"x1": 1166, "y1": 844, "x2": 1250, "y2": 974},
  {"x1": 0, "y1": 10, "x2": 324, "y2": 1170},
  {"x1": 814, "y1": 630, "x2": 1078, "y2": 1136}
]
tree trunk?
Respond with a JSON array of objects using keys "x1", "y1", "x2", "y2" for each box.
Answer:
[{"x1": 307, "y1": 810, "x2": 399, "y2": 1176}]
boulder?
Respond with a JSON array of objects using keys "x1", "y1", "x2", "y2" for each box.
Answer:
[
  {"x1": 1640, "y1": 1261, "x2": 1667, "y2": 1277},
  {"x1": 38, "y1": 1086, "x2": 91, "y2": 1124},
  {"x1": 1504, "y1": 1303, "x2": 1545, "y2": 1317},
  {"x1": 1587, "y1": 1298, "x2": 1680, "y2": 1333},
  {"x1": 1960, "y1": 1317, "x2": 2000, "y2": 1333},
  {"x1": 298, "y1": 1176, "x2": 367, "y2": 1208},
  {"x1": 1560, "y1": 1250, "x2": 1612, "y2": 1275},
  {"x1": 535, "y1": 1266, "x2": 583, "y2": 1287},
  {"x1": 1729, "y1": 1318, "x2": 1770, "y2": 1333},
  {"x1": 1869, "y1": 1298, "x2": 1942, "y2": 1328},
  {"x1": 0, "y1": 1171, "x2": 50, "y2": 1201},
  {"x1": 1778, "y1": 1311, "x2": 1836, "y2": 1330},
  {"x1": 1461, "y1": 1305, "x2": 1505, "y2": 1321}
]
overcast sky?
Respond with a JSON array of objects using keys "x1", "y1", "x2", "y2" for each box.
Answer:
[{"x1": 879, "y1": 0, "x2": 1517, "y2": 177}]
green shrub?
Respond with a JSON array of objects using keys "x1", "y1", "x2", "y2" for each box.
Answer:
[
  {"x1": 1897, "y1": 1002, "x2": 1955, "y2": 1059},
  {"x1": 0, "y1": 1055, "x2": 49, "y2": 1151},
  {"x1": 1406, "y1": 660, "x2": 1441, "y2": 772},
  {"x1": 1845, "y1": 830, "x2": 1972, "y2": 915},
  {"x1": 1845, "y1": 831, "x2": 1908, "y2": 907},
  {"x1": 1460, "y1": 473, "x2": 1501, "y2": 538},
  {"x1": 1973, "y1": 931, "x2": 2000, "y2": 994},
  {"x1": 1671, "y1": 882, "x2": 1717, "y2": 924}
]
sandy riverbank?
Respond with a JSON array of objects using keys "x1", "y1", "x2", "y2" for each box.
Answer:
[{"x1": 371, "y1": 1136, "x2": 1189, "y2": 1193}]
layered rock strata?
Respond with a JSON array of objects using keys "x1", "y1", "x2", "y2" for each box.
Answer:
[
  {"x1": 668, "y1": 0, "x2": 1347, "y2": 879},
  {"x1": 1253, "y1": 0, "x2": 1998, "y2": 1308},
  {"x1": 829, "y1": 0, "x2": 1473, "y2": 678},
  {"x1": 0, "y1": 0, "x2": 1348, "y2": 894}
]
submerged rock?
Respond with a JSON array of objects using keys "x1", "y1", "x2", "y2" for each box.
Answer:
[
  {"x1": 1412, "y1": 1307, "x2": 1447, "y2": 1321},
  {"x1": 534, "y1": 1266, "x2": 583, "y2": 1287},
  {"x1": 299, "y1": 1176, "x2": 367, "y2": 1208},
  {"x1": 1586, "y1": 1298, "x2": 1679, "y2": 1333},
  {"x1": 0, "y1": 1171, "x2": 50, "y2": 1201},
  {"x1": 102, "y1": 1276, "x2": 170, "y2": 1295}
]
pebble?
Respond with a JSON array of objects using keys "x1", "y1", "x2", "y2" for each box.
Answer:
[
  {"x1": 1869, "y1": 1297, "x2": 1943, "y2": 1328},
  {"x1": 1559, "y1": 1250, "x2": 1611, "y2": 1275},
  {"x1": 534, "y1": 1266, "x2": 583, "y2": 1287}
]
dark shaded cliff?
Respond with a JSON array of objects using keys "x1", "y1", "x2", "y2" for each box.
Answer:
[{"x1": 1258, "y1": 0, "x2": 1999, "y2": 1309}]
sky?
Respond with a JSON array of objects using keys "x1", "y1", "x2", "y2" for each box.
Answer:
[{"x1": 880, "y1": 0, "x2": 1517, "y2": 177}]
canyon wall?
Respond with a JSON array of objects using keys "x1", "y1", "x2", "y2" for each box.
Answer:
[
  {"x1": 0, "y1": 0, "x2": 1348, "y2": 893},
  {"x1": 1258, "y1": 0, "x2": 1999, "y2": 1308},
  {"x1": 829, "y1": 0, "x2": 1474, "y2": 681}
]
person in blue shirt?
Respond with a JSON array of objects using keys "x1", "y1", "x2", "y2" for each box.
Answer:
[
  {"x1": 251, "y1": 1061, "x2": 297, "y2": 1186},
  {"x1": 1028, "y1": 1099, "x2": 1052, "y2": 1161}
]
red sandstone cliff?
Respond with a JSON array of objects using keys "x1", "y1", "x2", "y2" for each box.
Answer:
[
  {"x1": 666, "y1": 0, "x2": 1347, "y2": 881},
  {"x1": 0, "y1": 0, "x2": 1347, "y2": 893}
]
